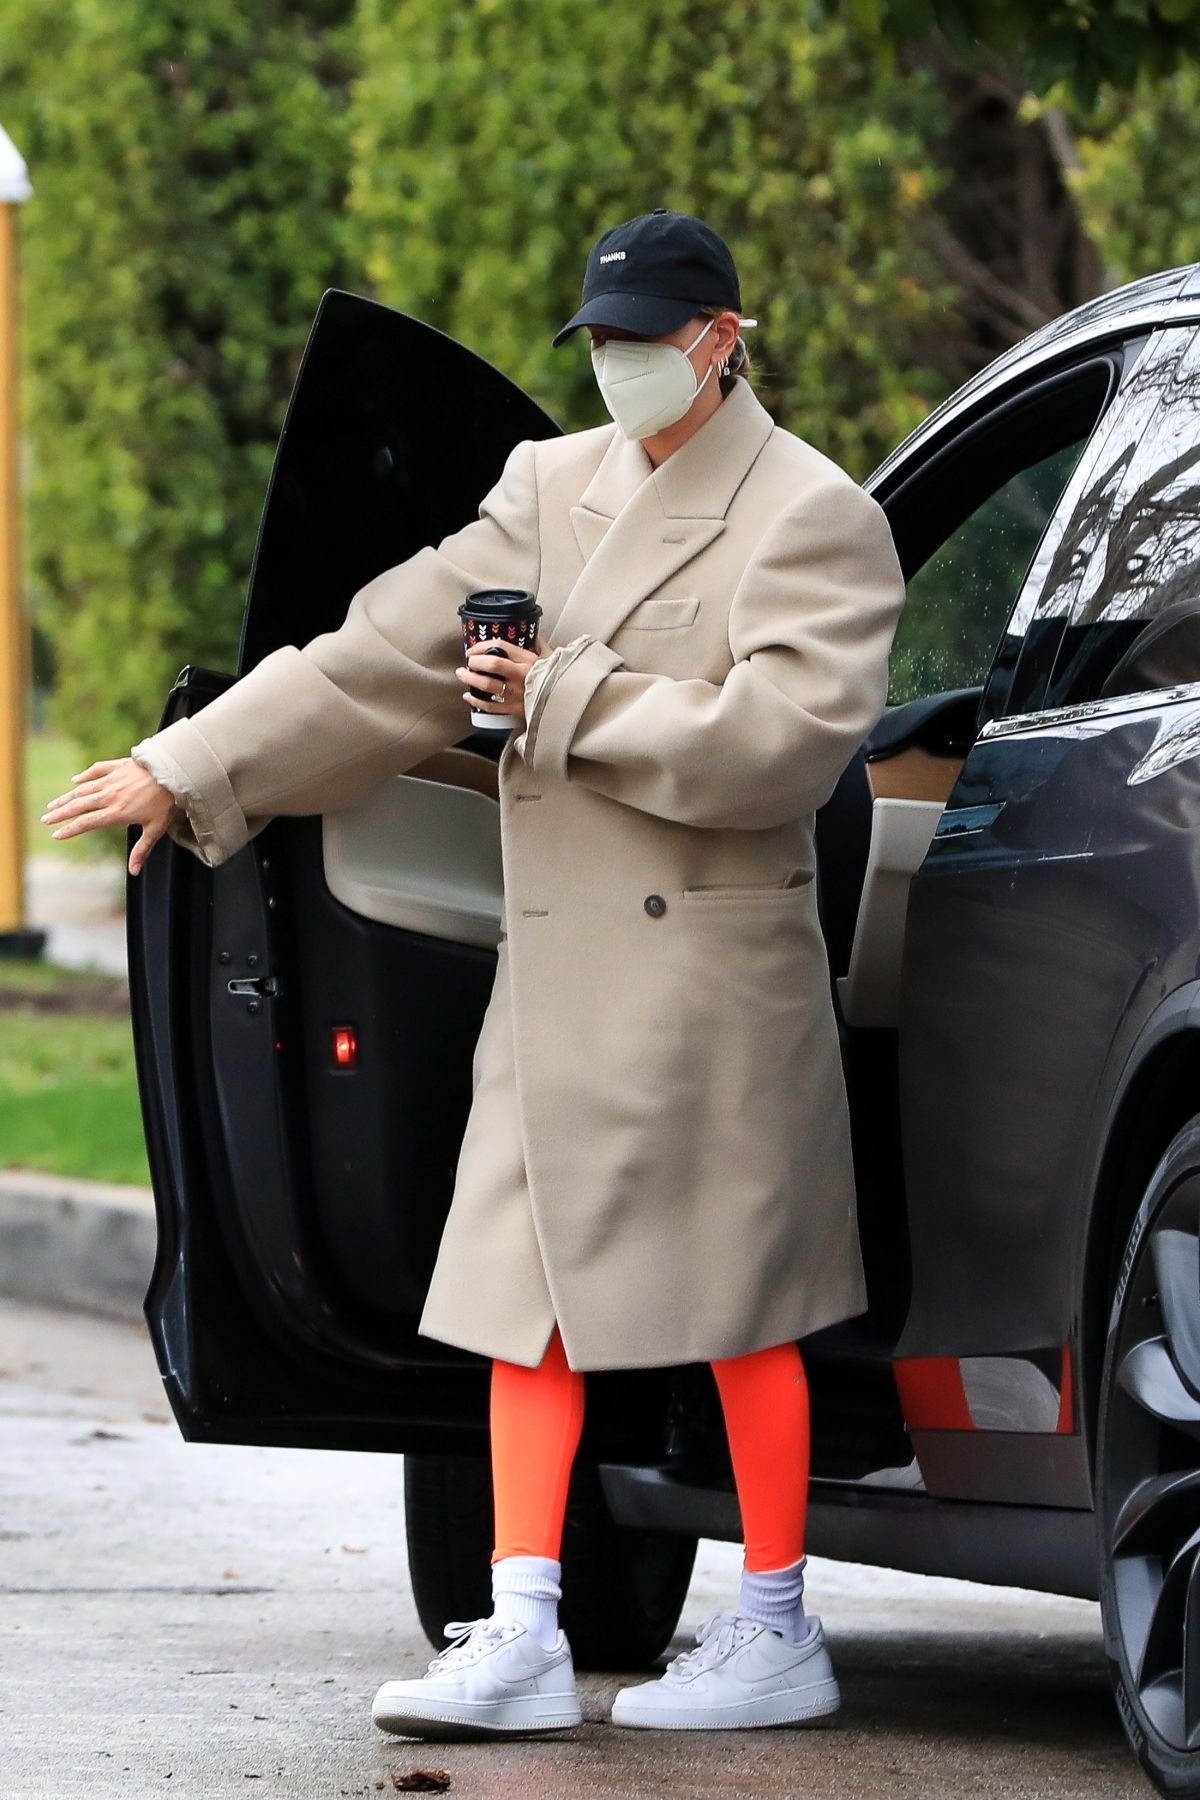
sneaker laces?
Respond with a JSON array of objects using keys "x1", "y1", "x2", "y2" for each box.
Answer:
[
  {"x1": 663, "y1": 1609, "x2": 759, "y2": 1681},
  {"x1": 424, "y1": 1615, "x2": 514, "y2": 1675}
]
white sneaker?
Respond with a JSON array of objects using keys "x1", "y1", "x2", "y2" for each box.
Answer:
[
  {"x1": 610, "y1": 1609, "x2": 841, "y2": 1730},
  {"x1": 372, "y1": 1614, "x2": 583, "y2": 1739}
]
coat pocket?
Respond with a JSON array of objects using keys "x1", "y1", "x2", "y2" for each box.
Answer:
[
  {"x1": 680, "y1": 871, "x2": 814, "y2": 905},
  {"x1": 621, "y1": 594, "x2": 701, "y2": 630}
]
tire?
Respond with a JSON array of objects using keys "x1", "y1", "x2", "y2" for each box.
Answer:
[
  {"x1": 404, "y1": 1451, "x2": 697, "y2": 1670},
  {"x1": 1096, "y1": 1115, "x2": 1200, "y2": 1796}
]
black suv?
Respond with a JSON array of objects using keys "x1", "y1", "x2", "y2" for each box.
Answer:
[{"x1": 130, "y1": 269, "x2": 1200, "y2": 1797}]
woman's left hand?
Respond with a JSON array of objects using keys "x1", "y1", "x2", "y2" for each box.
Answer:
[
  {"x1": 40, "y1": 757, "x2": 183, "y2": 876},
  {"x1": 456, "y1": 633, "x2": 550, "y2": 723}
]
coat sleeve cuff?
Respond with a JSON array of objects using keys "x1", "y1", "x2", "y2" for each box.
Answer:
[
  {"x1": 129, "y1": 715, "x2": 252, "y2": 868},
  {"x1": 517, "y1": 636, "x2": 625, "y2": 780}
]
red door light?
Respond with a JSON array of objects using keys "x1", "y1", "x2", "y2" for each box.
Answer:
[{"x1": 332, "y1": 1025, "x2": 358, "y2": 1069}]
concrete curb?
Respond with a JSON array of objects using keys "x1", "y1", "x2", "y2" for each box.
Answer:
[{"x1": 0, "y1": 1169, "x2": 155, "y2": 1322}]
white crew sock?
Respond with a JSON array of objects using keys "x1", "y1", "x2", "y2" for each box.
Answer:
[
  {"x1": 490, "y1": 1553, "x2": 562, "y2": 1649},
  {"x1": 737, "y1": 1553, "x2": 814, "y2": 1645}
]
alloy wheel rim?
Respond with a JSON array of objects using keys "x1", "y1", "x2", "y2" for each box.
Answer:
[{"x1": 1104, "y1": 1170, "x2": 1200, "y2": 1753}]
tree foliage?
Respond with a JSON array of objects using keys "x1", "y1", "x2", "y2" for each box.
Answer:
[
  {"x1": 816, "y1": 0, "x2": 1200, "y2": 105},
  {"x1": 0, "y1": 0, "x2": 357, "y2": 755},
  {"x1": 348, "y1": 0, "x2": 956, "y2": 477},
  {"x1": 1056, "y1": 62, "x2": 1200, "y2": 279}
]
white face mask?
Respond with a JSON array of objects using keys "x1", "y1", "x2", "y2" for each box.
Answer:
[{"x1": 590, "y1": 316, "x2": 717, "y2": 440}]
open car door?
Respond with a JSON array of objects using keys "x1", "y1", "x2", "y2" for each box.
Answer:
[{"x1": 126, "y1": 290, "x2": 580, "y2": 1452}]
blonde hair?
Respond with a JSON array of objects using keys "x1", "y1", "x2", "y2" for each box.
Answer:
[{"x1": 698, "y1": 303, "x2": 753, "y2": 395}]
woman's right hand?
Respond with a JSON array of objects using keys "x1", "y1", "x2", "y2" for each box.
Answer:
[{"x1": 40, "y1": 758, "x2": 182, "y2": 877}]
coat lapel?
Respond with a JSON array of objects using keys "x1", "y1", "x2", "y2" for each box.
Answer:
[
  {"x1": 553, "y1": 378, "x2": 777, "y2": 648},
  {"x1": 568, "y1": 430, "x2": 651, "y2": 564}
]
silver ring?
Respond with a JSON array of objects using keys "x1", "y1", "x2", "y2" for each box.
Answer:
[{"x1": 496, "y1": 681, "x2": 507, "y2": 702}]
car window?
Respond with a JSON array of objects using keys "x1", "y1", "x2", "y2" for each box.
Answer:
[
  {"x1": 1036, "y1": 323, "x2": 1200, "y2": 710},
  {"x1": 887, "y1": 435, "x2": 1090, "y2": 708}
]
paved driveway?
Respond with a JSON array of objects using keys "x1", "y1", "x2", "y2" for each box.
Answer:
[{"x1": 0, "y1": 1297, "x2": 1145, "y2": 1799}]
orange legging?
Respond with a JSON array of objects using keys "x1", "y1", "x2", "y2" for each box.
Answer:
[{"x1": 489, "y1": 1323, "x2": 810, "y2": 1572}]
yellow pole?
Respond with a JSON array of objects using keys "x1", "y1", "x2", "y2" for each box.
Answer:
[
  {"x1": 0, "y1": 125, "x2": 37, "y2": 955},
  {"x1": 0, "y1": 199, "x2": 23, "y2": 935}
]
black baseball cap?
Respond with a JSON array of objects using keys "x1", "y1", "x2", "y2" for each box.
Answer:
[{"x1": 552, "y1": 208, "x2": 745, "y2": 347}]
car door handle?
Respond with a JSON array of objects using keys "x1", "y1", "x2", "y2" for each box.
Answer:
[{"x1": 933, "y1": 801, "x2": 1006, "y2": 838}]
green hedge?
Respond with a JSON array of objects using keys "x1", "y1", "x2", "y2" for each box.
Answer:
[
  {"x1": 0, "y1": 0, "x2": 358, "y2": 763},
  {"x1": 348, "y1": 0, "x2": 955, "y2": 474}
]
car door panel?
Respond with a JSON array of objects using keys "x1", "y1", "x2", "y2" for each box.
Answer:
[
  {"x1": 323, "y1": 763, "x2": 503, "y2": 949},
  {"x1": 130, "y1": 670, "x2": 508, "y2": 1448},
  {"x1": 801, "y1": 363, "x2": 1141, "y2": 1472},
  {"x1": 825, "y1": 351, "x2": 1138, "y2": 1361}
]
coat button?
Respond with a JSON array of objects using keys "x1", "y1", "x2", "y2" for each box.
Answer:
[{"x1": 644, "y1": 893, "x2": 667, "y2": 917}]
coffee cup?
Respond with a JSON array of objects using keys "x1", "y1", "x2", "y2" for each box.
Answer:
[{"x1": 458, "y1": 589, "x2": 543, "y2": 732}]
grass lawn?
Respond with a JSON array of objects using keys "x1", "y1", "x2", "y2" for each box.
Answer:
[
  {"x1": 0, "y1": 958, "x2": 150, "y2": 1187},
  {"x1": 8, "y1": 728, "x2": 143, "y2": 1183}
]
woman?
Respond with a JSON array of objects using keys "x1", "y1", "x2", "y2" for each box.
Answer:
[{"x1": 42, "y1": 208, "x2": 906, "y2": 1737}]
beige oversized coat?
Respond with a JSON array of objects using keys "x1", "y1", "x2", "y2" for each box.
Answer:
[{"x1": 131, "y1": 375, "x2": 906, "y2": 1372}]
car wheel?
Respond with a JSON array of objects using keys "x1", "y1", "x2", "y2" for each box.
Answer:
[
  {"x1": 1097, "y1": 1116, "x2": 1200, "y2": 1796},
  {"x1": 404, "y1": 1451, "x2": 697, "y2": 1670}
]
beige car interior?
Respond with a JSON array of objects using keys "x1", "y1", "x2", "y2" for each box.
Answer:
[
  {"x1": 323, "y1": 748, "x2": 504, "y2": 953},
  {"x1": 322, "y1": 736, "x2": 967, "y2": 1028},
  {"x1": 835, "y1": 747, "x2": 963, "y2": 1030}
]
